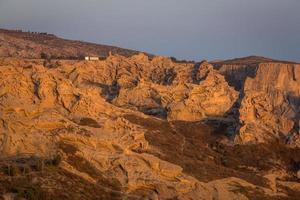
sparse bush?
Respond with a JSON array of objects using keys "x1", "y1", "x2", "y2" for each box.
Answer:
[
  {"x1": 36, "y1": 159, "x2": 44, "y2": 172},
  {"x1": 40, "y1": 52, "x2": 49, "y2": 59},
  {"x1": 22, "y1": 165, "x2": 31, "y2": 175},
  {"x1": 43, "y1": 60, "x2": 60, "y2": 68},
  {"x1": 51, "y1": 154, "x2": 62, "y2": 166},
  {"x1": 13, "y1": 185, "x2": 46, "y2": 200},
  {"x1": 9, "y1": 164, "x2": 21, "y2": 176},
  {"x1": 170, "y1": 56, "x2": 178, "y2": 62}
]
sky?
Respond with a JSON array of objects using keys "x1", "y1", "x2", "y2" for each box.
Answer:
[{"x1": 0, "y1": 0, "x2": 299, "y2": 62}]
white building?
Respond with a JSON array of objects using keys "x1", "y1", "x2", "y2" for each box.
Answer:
[{"x1": 85, "y1": 56, "x2": 99, "y2": 61}]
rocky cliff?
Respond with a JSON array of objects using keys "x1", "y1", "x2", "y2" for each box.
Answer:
[
  {"x1": 236, "y1": 63, "x2": 300, "y2": 147},
  {"x1": 212, "y1": 57, "x2": 300, "y2": 147},
  {"x1": 0, "y1": 30, "x2": 300, "y2": 199}
]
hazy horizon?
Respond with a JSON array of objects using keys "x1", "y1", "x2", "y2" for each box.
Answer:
[{"x1": 0, "y1": 0, "x2": 299, "y2": 62}]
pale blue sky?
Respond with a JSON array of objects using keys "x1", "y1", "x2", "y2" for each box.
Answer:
[{"x1": 0, "y1": 0, "x2": 299, "y2": 62}]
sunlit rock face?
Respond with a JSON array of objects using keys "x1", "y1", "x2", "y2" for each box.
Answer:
[
  {"x1": 236, "y1": 63, "x2": 300, "y2": 146},
  {"x1": 212, "y1": 57, "x2": 300, "y2": 146},
  {"x1": 166, "y1": 62, "x2": 239, "y2": 121}
]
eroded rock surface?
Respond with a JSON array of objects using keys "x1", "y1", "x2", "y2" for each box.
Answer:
[
  {"x1": 0, "y1": 57, "x2": 299, "y2": 199},
  {"x1": 235, "y1": 63, "x2": 300, "y2": 146},
  {"x1": 0, "y1": 30, "x2": 300, "y2": 199}
]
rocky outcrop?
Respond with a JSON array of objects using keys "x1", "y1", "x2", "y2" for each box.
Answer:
[
  {"x1": 166, "y1": 62, "x2": 239, "y2": 121},
  {"x1": 59, "y1": 54, "x2": 238, "y2": 121},
  {"x1": 235, "y1": 63, "x2": 300, "y2": 146},
  {"x1": 212, "y1": 57, "x2": 300, "y2": 146}
]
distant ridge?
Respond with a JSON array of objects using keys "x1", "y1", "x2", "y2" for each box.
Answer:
[
  {"x1": 0, "y1": 28, "x2": 146, "y2": 59},
  {"x1": 211, "y1": 55, "x2": 299, "y2": 65}
]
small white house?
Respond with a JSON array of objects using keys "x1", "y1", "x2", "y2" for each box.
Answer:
[{"x1": 85, "y1": 56, "x2": 99, "y2": 61}]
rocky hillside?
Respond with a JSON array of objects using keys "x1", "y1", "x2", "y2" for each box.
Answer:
[
  {"x1": 0, "y1": 29, "x2": 141, "y2": 59},
  {"x1": 0, "y1": 30, "x2": 300, "y2": 199}
]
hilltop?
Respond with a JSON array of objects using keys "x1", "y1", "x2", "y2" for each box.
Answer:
[{"x1": 0, "y1": 29, "x2": 142, "y2": 59}]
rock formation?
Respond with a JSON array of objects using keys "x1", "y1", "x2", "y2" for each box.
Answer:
[
  {"x1": 166, "y1": 62, "x2": 239, "y2": 121},
  {"x1": 0, "y1": 29, "x2": 299, "y2": 199},
  {"x1": 236, "y1": 63, "x2": 300, "y2": 146}
]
